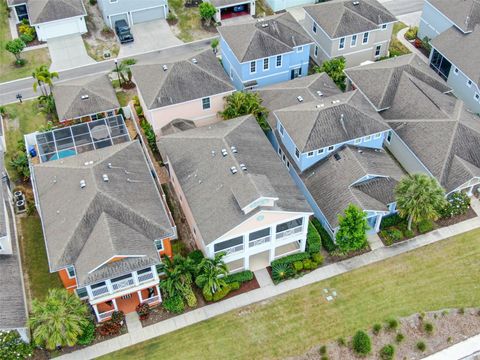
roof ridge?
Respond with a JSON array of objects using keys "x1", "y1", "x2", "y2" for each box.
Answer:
[
  {"x1": 188, "y1": 56, "x2": 234, "y2": 90},
  {"x1": 378, "y1": 67, "x2": 399, "y2": 109},
  {"x1": 405, "y1": 75, "x2": 451, "y2": 117},
  {"x1": 343, "y1": 5, "x2": 378, "y2": 28},
  {"x1": 240, "y1": 29, "x2": 260, "y2": 61},
  {"x1": 438, "y1": 119, "x2": 460, "y2": 183}
]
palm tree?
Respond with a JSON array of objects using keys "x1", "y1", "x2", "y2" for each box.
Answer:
[
  {"x1": 160, "y1": 255, "x2": 193, "y2": 298},
  {"x1": 112, "y1": 58, "x2": 137, "y2": 88},
  {"x1": 28, "y1": 289, "x2": 89, "y2": 350},
  {"x1": 395, "y1": 173, "x2": 447, "y2": 230},
  {"x1": 219, "y1": 92, "x2": 269, "y2": 127},
  {"x1": 32, "y1": 65, "x2": 58, "y2": 96},
  {"x1": 196, "y1": 253, "x2": 228, "y2": 294}
]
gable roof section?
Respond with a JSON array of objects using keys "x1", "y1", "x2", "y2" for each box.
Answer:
[
  {"x1": 304, "y1": 0, "x2": 396, "y2": 38},
  {"x1": 217, "y1": 12, "x2": 312, "y2": 62},
  {"x1": 32, "y1": 141, "x2": 174, "y2": 287},
  {"x1": 431, "y1": 26, "x2": 480, "y2": 85},
  {"x1": 428, "y1": 0, "x2": 480, "y2": 33},
  {"x1": 54, "y1": 74, "x2": 120, "y2": 121},
  {"x1": 274, "y1": 90, "x2": 389, "y2": 152},
  {"x1": 300, "y1": 145, "x2": 405, "y2": 228},
  {"x1": 131, "y1": 49, "x2": 234, "y2": 110},
  {"x1": 344, "y1": 53, "x2": 451, "y2": 110},
  {"x1": 28, "y1": 0, "x2": 86, "y2": 24},
  {"x1": 257, "y1": 73, "x2": 342, "y2": 129},
  {"x1": 159, "y1": 116, "x2": 311, "y2": 244}
]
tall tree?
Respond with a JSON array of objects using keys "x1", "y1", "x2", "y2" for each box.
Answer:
[
  {"x1": 335, "y1": 204, "x2": 369, "y2": 252},
  {"x1": 32, "y1": 65, "x2": 59, "y2": 96},
  {"x1": 28, "y1": 289, "x2": 89, "y2": 350},
  {"x1": 199, "y1": 2, "x2": 217, "y2": 26},
  {"x1": 5, "y1": 38, "x2": 26, "y2": 64},
  {"x1": 395, "y1": 173, "x2": 446, "y2": 230},
  {"x1": 113, "y1": 58, "x2": 137, "y2": 88},
  {"x1": 314, "y1": 57, "x2": 346, "y2": 91},
  {"x1": 220, "y1": 92, "x2": 270, "y2": 130},
  {"x1": 195, "y1": 253, "x2": 228, "y2": 294}
]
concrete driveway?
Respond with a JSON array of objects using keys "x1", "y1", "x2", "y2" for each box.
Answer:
[
  {"x1": 48, "y1": 34, "x2": 95, "y2": 71},
  {"x1": 118, "y1": 20, "x2": 182, "y2": 58}
]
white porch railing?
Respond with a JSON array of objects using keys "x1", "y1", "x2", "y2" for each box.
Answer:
[
  {"x1": 142, "y1": 294, "x2": 161, "y2": 306},
  {"x1": 91, "y1": 285, "x2": 109, "y2": 298},
  {"x1": 215, "y1": 244, "x2": 244, "y2": 256},
  {"x1": 98, "y1": 309, "x2": 115, "y2": 321},
  {"x1": 137, "y1": 271, "x2": 154, "y2": 283},
  {"x1": 111, "y1": 277, "x2": 135, "y2": 291},
  {"x1": 276, "y1": 225, "x2": 303, "y2": 240},
  {"x1": 249, "y1": 235, "x2": 271, "y2": 248}
]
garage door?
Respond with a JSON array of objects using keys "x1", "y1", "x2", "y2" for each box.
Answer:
[
  {"x1": 110, "y1": 13, "x2": 129, "y2": 27},
  {"x1": 131, "y1": 6, "x2": 165, "y2": 24},
  {"x1": 38, "y1": 18, "x2": 83, "y2": 40}
]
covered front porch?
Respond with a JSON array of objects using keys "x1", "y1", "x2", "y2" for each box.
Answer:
[{"x1": 93, "y1": 285, "x2": 161, "y2": 322}]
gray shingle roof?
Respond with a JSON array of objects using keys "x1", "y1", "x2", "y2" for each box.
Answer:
[
  {"x1": 131, "y1": 49, "x2": 234, "y2": 110},
  {"x1": 32, "y1": 141, "x2": 175, "y2": 287},
  {"x1": 161, "y1": 119, "x2": 197, "y2": 135},
  {"x1": 28, "y1": 0, "x2": 86, "y2": 24},
  {"x1": 304, "y1": 0, "x2": 396, "y2": 38},
  {"x1": 428, "y1": 0, "x2": 480, "y2": 33},
  {"x1": 431, "y1": 26, "x2": 480, "y2": 85},
  {"x1": 217, "y1": 12, "x2": 313, "y2": 62},
  {"x1": 53, "y1": 74, "x2": 120, "y2": 121},
  {"x1": 256, "y1": 73, "x2": 342, "y2": 129},
  {"x1": 300, "y1": 145, "x2": 405, "y2": 228},
  {"x1": 344, "y1": 54, "x2": 451, "y2": 111},
  {"x1": 274, "y1": 90, "x2": 389, "y2": 152},
  {"x1": 159, "y1": 116, "x2": 311, "y2": 244}
]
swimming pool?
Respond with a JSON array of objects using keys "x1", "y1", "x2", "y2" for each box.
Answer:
[{"x1": 49, "y1": 149, "x2": 77, "y2": 161}]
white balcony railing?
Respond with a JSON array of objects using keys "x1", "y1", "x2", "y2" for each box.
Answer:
[
  {"x1": 276, "y1": 225, "x2": 303, "y2": 240},
  {"x1": 111, "y1": 277, "x2": 135, "y2": 291},
  {"x1": 249, "y1": 235, "x2": 271, "y2": 248},
  {"x1": 215, "y1": 244, "x2": 244, "y2": 257},
  {"x1": 98, "y1": 309, "x2": 115, "y2": 321},
  {"x1": 138, "y1": 271, "x2": 155, "y2": 283},
  {"x1": 91, "y1": 285, "x2": 109, "y2": 298},
  {"x1": 142, "y1": 295, "x2": 161, "y2": 306}
]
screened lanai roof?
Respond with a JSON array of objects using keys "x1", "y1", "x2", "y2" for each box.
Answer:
[{"x1": 35, "y1": 116, "x2": 129, "y2": 163}]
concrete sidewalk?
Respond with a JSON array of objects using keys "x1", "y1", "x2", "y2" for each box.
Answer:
[
  {"x1": 397, "y1": 27, "x2": 429, "y2": 63},
  {"x1": 59, "y1": 207, "x2": 480, "y2": 359},
  {"x1": 425, "y1": 334, "x2": 480, "y2": 360}
]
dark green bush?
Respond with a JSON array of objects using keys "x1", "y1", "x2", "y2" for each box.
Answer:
[
  {"x1": 395, "y1": 332, "x2": 404, "y2": 343},
  {"x1": 380, "y1": 228, "x2": 403, "y2": 245},
  {"x1": 352, "y1": 330, "x2": 371, "y2": 355},
  {"x1": 312, "y1": 218, "x2": 337, "y2": 252},
  {"x1": 77, "y1": 320, "x2": 95, "y2": 346},
  {"x1": 224, "y1": 270, "x2": 253, "y2": 284},
  {"x1": 416, "y1": 341, "x2": 426, "y2": 352},
  {"x1": 380, "y1": 214, "x2": 404, "y2": 229},
  {"x1": 20, "y1": 33, "x2": 34, "y2": 43},
  {"x1": 140, "y1": 119, "x2": 158, "y2": 153},
  {"x1": 319, "y1": 345, "x2": 327, "y2": 354},
  {"x1": 212, "y1": 284, "x2": 232, "y2": 302},
  {"x1": 293, "y1": 261, "x2": 304, "y2": 272},
  {"x1": 404, "y1": 229, "x2": 415, "y2": 238},
  {"x1": 417, "y1": 219, "x2": 434, "y2": 234},
  {"x1": 271, "y1": 263, "x2": 294, "y2": 283},
  {"x1": 111, "y1": 310, "x2": 125, "y2": 324},
  {"x1": 187, "y1": 250, "x2": 204, "y2": 266},
  {"x1": 163, "y1": 295, "x2": 185, "y2": 313},
  {"x1": 372, "y1": 323, "x2": 382, "y2": 335},
  {"x1": 386, "y1": 318, "x2": 399, "y2": 331},
  {"x1": 271, "y1": 252, "x2": 310, "y2": 267},
  {"x1": 424, "y1": 322, "x2": 434, "y2": 334},
  {"x1": 440, "y1": 192, "x2": 471, "y2": 218},
  {"x1": 306, "y1": 222, "x2": 321, "y2": 253},
  {"x1": 379, "y1": 344, "x2": 395, "y2": 360}
]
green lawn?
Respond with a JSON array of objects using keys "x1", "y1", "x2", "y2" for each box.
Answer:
[
  {"x1": 101, "y1": 230, "x2": 480, "y2": 360},
  {"x1": 3, "y1": 99, "x2": 49, "y2": 182},
  {"x1": 0, "y1": 3, "x2": 51, "y2": 83},
  {"x1": 18, "y1": 215, "x2": 62, "y2": 302},
  {"x1": 389, "y1": 22, "x2": 411, "y2": 57},
  {"x1": 168, "y1": 0, "x2": 203, "y2": 42}
]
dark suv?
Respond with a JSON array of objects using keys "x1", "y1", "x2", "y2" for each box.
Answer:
[{"x1": 114, "y1": 20, "x2": 134, "y2": 44}]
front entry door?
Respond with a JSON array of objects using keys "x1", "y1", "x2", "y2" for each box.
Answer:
[{"x1": 291, "y1": 67, "x2": 302, "y2": 79}]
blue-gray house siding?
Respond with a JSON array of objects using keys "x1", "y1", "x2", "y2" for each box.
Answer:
[
  {"x1": 418, "y1": 0, "x2": 454, "y2": 40},
  {"x1": 97, "y1": 0, "x2": 167, "y2": 28}
]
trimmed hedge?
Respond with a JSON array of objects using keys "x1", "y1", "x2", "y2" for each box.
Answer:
[
  {"x1": 352, "y1": 330, "x2": 371, "y2": 355},
  {"x1": 311, "y1": 218, "x2": 337, "y2": 252},
  {"x1": 380, "y1": 214, "x2": 404, "y2": 229},
  {"x1": 306, "y1": 222, "x2": 321, "y2": 254},
  {"x1": 224, "y1": 270, "x2": 253, "y2": 284},
  {"x1": 271, "y1": 252, "x2": 310, "y2": 268},
  {"x1": 417, "y1": 219, "x2": 434, "y2": 234},
  {"x1": 163, "y1": 295, "x2": 185, "y2": 314},
  {"x1": 203, "y1": 282, "x2": 240, "y2": 302}
]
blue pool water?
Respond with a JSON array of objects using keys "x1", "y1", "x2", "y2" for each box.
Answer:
[{"x1": 49, "y1": 149, "x2": 77, "y2": 161}]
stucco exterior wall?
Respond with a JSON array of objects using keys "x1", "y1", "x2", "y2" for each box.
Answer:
[
  {"x1": 444, "y1": 64, "x2": 480, "y2": 114},
  {"x1": 418, "y1": 0, "x2": 454, "y2": 40}
]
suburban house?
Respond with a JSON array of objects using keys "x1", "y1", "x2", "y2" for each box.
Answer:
[
  {"x1": 271, "y1": 90, "x2": 396, "y2": 235},
  {"x1": 158, "y1": 116, "x2": 313, "y2": 272},
  {"x1": 131, "y1": 49, "x2": 235, "y2": 135},
  {"x1": 345, "y1": 53, "x2": 480, "y2": 196},
  {"x1": 218, "y1": 13, "x2": 313, "y2": 90},
  {"x1": 96, "y1": 0, "x2": 168, "y2": 28},
  {"x1": 207, "y1": 0, "x2": 255, "y2": 22},
  {"x1": 53, "y1": 74, "x2": 121, "y2": 123},
  {"x1": 0, "y1": 149, "x2": 29, "y2": 342},
  {"x1": 303, "y1": 0, "x2": 396, "y2": 67},
  {"x1": 418, "y1": 0, "x2": 480, "y2": 113},
  {"x1": 8, "y1": 0, "x2": 88, "y2": 41},
  {"x1": 26, "y1": 118, "x2": 177, "y2": 322}
]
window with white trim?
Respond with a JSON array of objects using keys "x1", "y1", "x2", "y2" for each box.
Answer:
[
  {"x1": 354, "y1": 138, "x2": 361, "y2": 144},
  {"x1": 297, "y1": 46, "x2": 303, "y2": 52},
  {"x1": 314, "y1": 45, "x2": 318, "y2": 57},
  {"x1": 295, "y1": 147, "x2": 300, "y2": 159},
  {"x1": 386, "y1": 131, "x2": 392, "y2": 143},
  {"x1": 318, "y1": 148, "x2": 325, "y2": 155},
  {"x1": 250, "y1": 61, "x2": 256, "y2": 73},
  {"x1": 276, "y1": 55, "x2": 282, "y2": 67},
  {"x1": 375, "y1": 45, "x2": 381, "y2": 57},
  {"x1": 467, "y1": 80, "x2": 472, "y2": 87},
  {"x1": 278, "y1": 147, "x2": 282, "y2": 156},
  {"x1": 381, "y1": 24, "x2": 387, "y2": 30},
  {"x1": 263, "y1": 58, "x2": 269, "y2": 71},
  {"x1": 364, "y1": 135, "x2": 372, "y2": 141},
  {"x1": 362, "y1": 32, "x2": 369, "y2": 44},
  {"x1": 475, "y1": 93, "x2": 480, "y2": 101},
  {"x1": 351, "y1": 34, "x2": 357, "y2": 47},
  {"x1": 76, "y1": 287, "x2": 88, "y2": 299},
  {"x1": 155, "y1": 239, "x2": 164, "y2": 251},
  {"x1": 374, "y1": 133, "x2": 382, "y2": 139},
  {"x1": 454, "y1": 67, "x2": 459, "y2": 75},
  {"x1": 307, "y1": 151, "x2": 314, "y2": 157},
  {"x1": 67, "y1": 266, "x2": 75, "y2": 279},
  {"x1": 313, "y1": 22, "x2": 317, "y2": 33},
  {"x1": 202, "y1": 97, "x2": 211, "y2": 110},
  {"x1": 327, "y1": 145, "x2": 334, "y2": 152},
  {"x1": 339, "y1": 37, "x2": 345, "y2": 50}
]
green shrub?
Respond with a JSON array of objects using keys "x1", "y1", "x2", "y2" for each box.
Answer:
[
  {"x1": 417, "y1": 219, "x2": 434, "y2": 234},
  {"x1": 202, "y1": 286, "x2": 213, "y2": 301},
  {"x1": 187, "y1": 250, "x2": 204, "y2": 265},
  {"x1": 380, "y1": 214, "x2": 404, "y2": 229},
  {"x1": 337, "y1": 337, "x2": 346, "y2": 346},
  {"x1": 302, "y1": 258, "x2": 313, "y2": 270},
  {"x1": 372, "y1": 323, "x2": 382, "y2": 335},
  {"x1": 306, "y1": 222, "x2": 321, "y2": 253},
  {"x1": 352, "y1": 330, "x2": 371, "y2": 355},
  {"x1": 77, "y1": 320, "x2": 95, "y2": 345},
  {"x1": 111, "y1": 311, "x2": 125, "y2": 324},
  {"x1": 293, "y1": 261, "x2": 304, "y2": 272},
  {"x1": 416, "y1": 341, "x2": 426, "y2": 352},
  {"x1": 379, "y1": 344, "x2": 395, "y2": 360},
  {"x1": 212, "y1": 284, "x2": 231, "y2": 302},
  {"x1": 395, "y1": 332, "x2": 404, "y2": 343},
  {"x1": 140, "y1": 119, "x2": 158, "y2": 153},
  {"x1": 459, "y1": 307, "x2": 465, "y2": 315},
  {"x1": 320, "y1": 357, "x2": 328, "y2": 360},
  {"x1": 312, "y1": 218, "x2": 337, "y2": 252},
  {"x1": 311, "y1": 252, "x2": 324, "y2": 265},
  {"x1": 184, "y1": 287, "x2": 197, "y2": 308},
  {"x1": 89, "y1": 0, "x2": 97, "y2": 4},
  {"x1": 271, "y1": 263, "x2": 294, "y2": 283},
  {"x1": 380, "y1": 228, "x2": 403, "y2": 245},
  {"x1": 163, "y1": 295, "x2": 185, "y2": 313},
  {"x1": 440, "y1": 192, "x2": 471, "y2": 218},
  {"x1": 424, "y1": 322, "x2": 434, "y2": 334},
  {"x1": 404, "y1": 229, "x2": 415, "y2": 238},
  {"x1": 386, "y1": 318, "x2": 399, "y2": 331},
  {"x1": 271, "y1": 252, "x2": 310, "y2": 268},
  {"x1": 405, "y1": 26, "x2": 418, "y2": 40},
  {"x1": 0, "y1": 331, "x2": 33, "y2": 359},
  {"x1": 224, "y1": 270, "x2": 253, "y2": 284},
  {"x1": 20, "y1": 33, "x2": 34, "y2": 43},
  {"x1": 319, "y1": 345, "x2": 327, "y2": 354}
]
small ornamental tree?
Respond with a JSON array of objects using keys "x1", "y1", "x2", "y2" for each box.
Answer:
[
  {"x1": 5, "y1": 38, "x2": 26, "y2": 64},
  {"x1": 199, "y1": 3, "x2": 217, "y2": 26},
  {"x1": 314, "y1": 57, "x2": 346, "y2": 90},
  {"x1": 352, "y1": 330, "x2": 371, "y2": 355},
  {"x1": 335, "y1": 204, "x2": 369, "y2": 252},
  {"x1": 220, "y1": 92, "x2": 269, "y2": 130}
]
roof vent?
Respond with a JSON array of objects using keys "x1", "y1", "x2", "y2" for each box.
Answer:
[
  {"x1": 81, "y1": 95, "x2": 89, "y2": 100},
  {"x1": 221, "y1": 148, "x2": 228, "y2": 157},
  {"x1": 192, "y1": 58, "x2": 198, "y2": 64},
  {"x1": 297, "y1": 96, "x2": 304, "y2": 102},
  {"x1": 261, "y1": 23, "x2": 269, "y2": 28},
  {"x1": 162, "y1": 65, "x2": 168, "y2": 71},
  {"x1": 334, "y1": 153, "x2": 341, "y2": 161},
  {"x1": 230, "y1": 166, "x2": 238, "y2": 174},
  {"x1": 211, "y1": 150, "x2": 216, "y2": 157},
  {"x1": 240, "y1": 163, "x2": 247, "y2": 171},
  {"x1": 316, "y1": 90, "x2": 323, "y2": 97},
  {"x1": 358, "y1": 149, "x2": 363, "y2": 154},
  {"x1": 102, "y1": 174, "x2": 109, "y2": 182},
  {"x1": 353, "y1": 1, "x2": 360, "y2": 5},
  {"x1": 316, "y1": 104, "x2": 324, "y2": 108},
  {"x1": 230, "y1": 146, "x2": 237, "y2": 153},
  {"x1": 80, "y1": 179, "x2": 86, "y2": 188}
]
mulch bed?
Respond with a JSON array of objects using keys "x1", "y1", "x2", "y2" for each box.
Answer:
[
  {"x1": 16, "y1": 25, "x2": 46, "y2": 47},
  {"x1": 325, "y1": 246, "x2": 371, "y2": 263}
]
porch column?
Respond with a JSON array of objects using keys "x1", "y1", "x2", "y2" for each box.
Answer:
[
  {"x1": 92, "y1": 304, "x2": 101, "y2": 322},
  {"x1": 467, "y1": 186, "x2": 474, "y2": 196},
  {"x1": 137, "y1": 290, "x2": 143, "y2": 303},
  {"x1": 244, "y1": 255, "x2": 250, "y2": 270},
  {"x1": 106, "y1": 280, "x2": 114, "y2": 295},
  {"x1": 112, "y1": 298, "x2": 118, "y2": 311},
  {"x1": 132, "y1": 271, "x2": 140, "y2": 286},
  {"x1": 374, "y1": 215, "x2": 382, "y2": 233},
  {"x1": 269, "y1": 247, "x2": 275, "y2": 263},
  {"x1": 156, "y1": 285, "x2": 162, "y2": 302}
]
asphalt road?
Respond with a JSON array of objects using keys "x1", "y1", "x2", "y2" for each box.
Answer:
[
  {"x1": 381, "y1": 0, "x2": 424, "y2": 16},
  {"x1": 0, "y1": 37, "x2": 213, "y2": 106}
]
